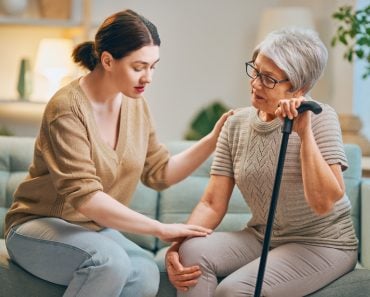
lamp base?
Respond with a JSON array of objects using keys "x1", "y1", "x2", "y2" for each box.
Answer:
[{"x1": 339, "y1": 113, "x2": 370, "y2": 156}]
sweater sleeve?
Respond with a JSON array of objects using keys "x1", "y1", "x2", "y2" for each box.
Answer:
[
  {"x1": 311, "y1": 103, "x2": 348, "y2": 171},
  {"x1": 41, "y1": 113, "x2": 103, "y2": 209},
  {"x1": 210, "y1": 118, "x2": 234, "y2": 177},
  {"x1": 140, "y1": 99, "x2": 170, "y2": 191}
]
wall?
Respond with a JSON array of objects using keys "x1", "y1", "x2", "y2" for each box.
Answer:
[
  {"x1": 90, "y1": 0, "x2": 275, "y2": 140},
  {"x1": 0, "y1": 0, "x2": 360, "y2": 141},
  {"x1": 90, "y1": 0, "x2": 356, "y2": 141}
]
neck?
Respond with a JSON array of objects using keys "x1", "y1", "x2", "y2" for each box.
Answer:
[
  {"x1": 80, "y1": 67, "x2": 120, "y2": 104},
  {"x1": 258, "y1": 110, "x2": 276, "y2": 122}
]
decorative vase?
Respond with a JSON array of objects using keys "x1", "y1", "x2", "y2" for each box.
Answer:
[
  {"x1": 17, "y1": 58, "x2": 32, "y2": 101},
  {"x1": 339, "y1": 113, "x2": 370, "y2": 156},
  {"x1": 0, "y1": 0, "x2": 28, "y2": 16}
]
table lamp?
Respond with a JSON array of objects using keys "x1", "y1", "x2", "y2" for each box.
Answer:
[
  {"x1": 34, "y1": 38, "x2": 75, "y2": 100},
  {"x1": 257, "y1": 7, "x2": 315, "y2": 44}
]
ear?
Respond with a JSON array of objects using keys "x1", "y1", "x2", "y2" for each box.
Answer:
[{"x1": 101, "y1": 51, "x2": 113, "y2": 70}]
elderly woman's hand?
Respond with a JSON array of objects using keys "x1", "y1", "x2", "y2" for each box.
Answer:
[
  {"x1": 166, "y1": 242, "x2": 202, "y2": 292},
  {"x1": 275, "y1": 96, "x2": 312, "y2": 137}
]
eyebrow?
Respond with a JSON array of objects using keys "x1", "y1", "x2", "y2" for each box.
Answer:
[
  {"x1": 133, "y1": 58, "x2": 160, "y2": 65},
  {"x1": 254, "y1": 62, "x2": 278, "y2": 77}
]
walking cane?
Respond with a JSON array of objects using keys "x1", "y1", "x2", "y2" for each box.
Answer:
[{"x1": 253, "y1": 101, "x2": 323, "y2": 297}]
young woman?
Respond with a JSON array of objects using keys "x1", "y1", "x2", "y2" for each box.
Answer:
[
  {"x1": 166, "y1": 27, "x2": 358, "y2": 297},
  {"x1": 5, "y1": 9, "x2": 232, "y2": 297}
]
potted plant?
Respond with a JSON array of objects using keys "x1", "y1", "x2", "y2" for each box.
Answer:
[
  {"x1": 331, "y1": 4, "x2": 370, "y2": 156},
  {"x1": 331, "y1": 4, "x2": 370, "y2": 79},
  {"x1": 184, "y1": 101, "x2": 229, "y2": 140}
]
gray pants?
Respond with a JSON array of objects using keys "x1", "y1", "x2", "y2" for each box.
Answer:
[
  {"x1": 6, "y1": 217, "x2": 159, "y2": 297},
  {"x1": 178, "y1": 229, "x2": 357, "y2": 297}
]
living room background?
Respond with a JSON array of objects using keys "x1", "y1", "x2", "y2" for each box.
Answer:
[{"x1": 0, "y1": 0, "x2": 368, "y2": 143}]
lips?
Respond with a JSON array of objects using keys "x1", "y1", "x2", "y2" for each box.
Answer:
[{"x1": 134, "y1": 86, "x2": 145, "y2": 93}]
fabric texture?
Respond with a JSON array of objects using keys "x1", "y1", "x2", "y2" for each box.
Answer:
[
  {"x1": 210, "y1": 103, "x2": 358, "y2": 250},
  {"x1": 178, "y1": 230, "x2": 357, "y2": 297},
  {"x1": 6, "y1": 217, "x2": 159, "y2": 297},
  {"x1": 5, "y1": 79, "x2": 170, "y2": 236}
]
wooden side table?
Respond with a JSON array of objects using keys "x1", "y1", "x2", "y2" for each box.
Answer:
[
  {"x1": 0, "y1": 100, "x2": 45, "y2": 137},
  {"x1": 363, "y1": 156, "x2": 370, "y2": 178}
]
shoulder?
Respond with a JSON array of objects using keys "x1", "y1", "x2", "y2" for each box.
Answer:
[
  {"x1": 310, "y1": 99, "x2": 340, "y2": 127},
  {"x1": 43, "y1": 79, "x2": 87, "y2": 123},
  {"x1": 226, "y1": 106, "x2": 255, "y2": 127}
]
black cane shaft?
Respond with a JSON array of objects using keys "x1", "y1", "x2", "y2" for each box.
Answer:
[
  {"x1": 253, "y1": 132, "x2": 290, "y2": 297},
  {"x1": 253, "y1": 101, "x2": 322, "y2": 297}
]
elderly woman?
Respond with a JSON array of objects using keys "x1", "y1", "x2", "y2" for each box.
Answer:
[{"x1": 165, "y1": 27, "x2": 358, "y2": 297}]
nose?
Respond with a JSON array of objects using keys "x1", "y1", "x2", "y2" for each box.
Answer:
[{"x1": 141, "y1": 69, "x2": 153, "y2": 84}]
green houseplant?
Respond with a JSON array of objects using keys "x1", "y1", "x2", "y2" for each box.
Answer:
[
  {"x1": 331, "y1": 4, "x2": 370, "y2": 156},
  {"x1": 331, "y1": 4, "x2": 370, "y2": 79},
  {"x1": 184, "y1": 101, "x2": 229, "y2": 140}
]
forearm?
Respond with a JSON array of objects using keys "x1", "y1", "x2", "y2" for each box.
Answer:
[
  {"x1": 165, "y1": 134, "x2": 217, "y2": 185},
  {"x1": 77, "y1": 191, "x2": 162, "y2": 236},
  {"x1": 186, "y1": 201, "x2": 226, "y2": 229},
  {"x1": 165, "y1": 110, "x2": 233, "y2": 185},
  {"x1": 300, "y1": 130, "x2": 344, "y2": 214}
]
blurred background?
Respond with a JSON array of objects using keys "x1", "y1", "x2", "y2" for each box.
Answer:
[{"x1": 0, "y1": 0, "x2": 369, "y2": 162}]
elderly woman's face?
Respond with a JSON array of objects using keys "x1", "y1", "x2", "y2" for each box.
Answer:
[{"x1": 250, "y1": 54, "x2": 295, "y2": 121}]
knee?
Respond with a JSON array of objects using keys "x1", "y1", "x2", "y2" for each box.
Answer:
[
  {"x1": 89, "y1": 244, "x2": 131, "y2": 283},
  {"x1": 136, "y1": 260, "x2": 159, "y2": 296},
  {"x1": 121, "y1": 257, "x2": 159, "y2": 297},
  {"x1": 178, "y1": 237, "x2": 209, "y2": 267}
]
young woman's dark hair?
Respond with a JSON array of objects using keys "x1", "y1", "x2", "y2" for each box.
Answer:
[{"x1": 72, "y1": 9, "x2": 160, "y2": 71}]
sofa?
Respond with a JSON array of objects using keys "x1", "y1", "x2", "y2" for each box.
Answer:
[{"x1": 1, "y1": 135, "x2": 370, "y2": 297}]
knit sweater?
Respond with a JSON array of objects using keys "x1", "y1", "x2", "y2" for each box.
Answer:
[
  {"x1": 211, "y1": 103, "x2": 358, "y2": 250},
  {"x1": 5, "y1": 79, "x2": 170, "y2": 236}
]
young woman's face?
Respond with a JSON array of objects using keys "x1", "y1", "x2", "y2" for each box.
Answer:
[
  {"x1": 110, "y1": 45, "x2": 160, "y2": 99},
  {"x1": 250, "y1": 54, "x2": 295, "y2": 121}
]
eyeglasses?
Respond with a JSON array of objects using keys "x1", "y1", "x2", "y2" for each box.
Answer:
[{"x1": 245, "y1": 61, "x2": 289, "y2": 89}]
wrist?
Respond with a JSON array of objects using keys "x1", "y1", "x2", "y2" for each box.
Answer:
[
  {"x1": 152, "y1": 220, "x2": 164, "y2": 238},
  {"x1": 204, "y1": 131, "x2": 218, "y2": 149}
]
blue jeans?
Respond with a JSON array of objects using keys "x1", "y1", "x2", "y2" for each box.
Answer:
[{"x1": 6, "y1": 217, "x2": 159, "y2": 297}]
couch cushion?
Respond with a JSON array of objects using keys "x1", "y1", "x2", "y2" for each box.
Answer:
[
  {"x1": 306, "y1": 268, "x2": 370, "y2": 297},
  {"x1": 343, "y1": 144, "x2": 362, "y2": 244},
  {"x1": 0, "y1": 136, "x2": 34, "y2": 209},
  {"x1": 0, "y1": 240, "x2": 65, "y2": 297},
  {"x1": 123, "y1": 182, "x2": 159, "y2": 251}
]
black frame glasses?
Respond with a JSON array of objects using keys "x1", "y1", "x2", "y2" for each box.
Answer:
[{"x1": 245, "y1": 61, "x2": 289, "y2": 89}]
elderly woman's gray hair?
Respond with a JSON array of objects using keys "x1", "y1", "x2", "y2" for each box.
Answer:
[{"x1": 252, "y1": 27, "x2": 328, "y2": 94}]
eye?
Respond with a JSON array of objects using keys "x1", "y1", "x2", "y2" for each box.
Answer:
[{"x1": 262, "y1": 75, "x2": 275, "y2": 85}]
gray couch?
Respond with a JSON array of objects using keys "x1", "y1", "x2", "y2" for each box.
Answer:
[{"x1": 1, "y1": 135, "x2": 370, "y2": 297}]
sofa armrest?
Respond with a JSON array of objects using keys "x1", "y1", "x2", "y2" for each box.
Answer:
[
  {"x1": 361, "y1": 177, "x2": 370, "y2": 269},
  {"x1": 0, "y1": 206, "x2": 9, "y2": 239}
]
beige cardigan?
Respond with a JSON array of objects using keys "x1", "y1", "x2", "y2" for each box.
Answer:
[{"x1": 5, "y1": 79, "x2": 170, "y2": 236}]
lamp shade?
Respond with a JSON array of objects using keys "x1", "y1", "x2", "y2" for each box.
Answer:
[
  {"x1": 34, "y1": 38, "x2": 75, "y2": 100},
  {"x1": 257, "y1": 7, "x2": 315, "y2": 44}
]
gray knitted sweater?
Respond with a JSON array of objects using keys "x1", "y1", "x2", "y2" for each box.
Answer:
[{"x1": 211, "y1": 103, "x2": 358, "y2": 250}]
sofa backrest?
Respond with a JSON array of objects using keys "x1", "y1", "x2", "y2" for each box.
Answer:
[
  {"x1": 342, "y1": 144, "x2": 362, "y2": 243},
  {"x1": 0, "y1": 136, "x2": 363, "y2": 254},
  {"x1": 0, "y1": 136, "x2": 35, "y2": 237}
]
